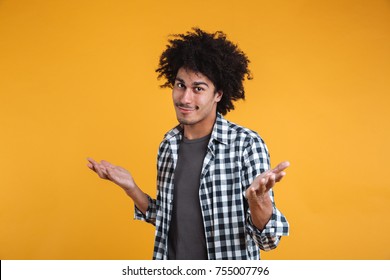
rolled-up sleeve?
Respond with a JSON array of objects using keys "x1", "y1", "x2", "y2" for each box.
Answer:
[
  {"x1": 246, "y1": 193, "x2": 290, "y2": 250},
  {"x1": 242, "y1": 135, "x2": 289, "y2": 251},
  {"x1": 134, "y1": 194, "x2": 157, "y2": 226}
]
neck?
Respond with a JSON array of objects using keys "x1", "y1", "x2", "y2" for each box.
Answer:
[{"x1": 183, "y1": 114, "x2": 217, "y2": 140}]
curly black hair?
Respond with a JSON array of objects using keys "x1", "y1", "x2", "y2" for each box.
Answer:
[{"x1": 156, "y1": 28, "x2": 252, "y2": 115}]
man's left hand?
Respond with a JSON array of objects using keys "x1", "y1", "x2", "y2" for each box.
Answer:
[{"x1": 246, "y1": 161, "x2": 290, "y2": 230}]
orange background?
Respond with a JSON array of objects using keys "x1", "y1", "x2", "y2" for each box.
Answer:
[{"x1": 1, "y1": 0, "x2": 389, "y2": 259}]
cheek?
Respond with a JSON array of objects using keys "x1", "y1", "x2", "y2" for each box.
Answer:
[{"x1": 172, "y1": 91, "x2": 179, "y2": 102}]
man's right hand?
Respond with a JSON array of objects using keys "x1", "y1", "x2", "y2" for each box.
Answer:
[{"x1": 87, "y1": 158, "x2": 136, "y2": 193}]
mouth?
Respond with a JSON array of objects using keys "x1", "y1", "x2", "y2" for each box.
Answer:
[{"x1": 177, "y1": 104, "x2": 197, "y2": 114}]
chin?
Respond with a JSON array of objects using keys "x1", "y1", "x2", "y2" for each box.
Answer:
[{"x1": 177, "y1": 116, "x2": 196, "y2": 125}]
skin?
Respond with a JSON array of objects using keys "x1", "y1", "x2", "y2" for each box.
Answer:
[
  {"x1": 87, "y1": 67, "x2": 289, "y2": 231},
  {"x1": 246, "y1": 161, "x2": 290, "y2": 230},
  {"x1": 172, "y1": 67, "x2": 222, "y2": 139},
  {"x1": 87, "y1": 158, "x2": 149, "y2": 214}
]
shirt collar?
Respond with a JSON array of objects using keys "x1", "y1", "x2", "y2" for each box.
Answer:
[
  {"x1": 163, "y1": 113, "x2": 229, "y2": 145},
  {"x1": 210, "y1": 113, "x2": 230, "y2": 146}
]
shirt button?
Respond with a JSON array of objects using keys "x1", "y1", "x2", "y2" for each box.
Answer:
[{"x1": 169, "y1": 200, "x2": 173, "y2": 204}]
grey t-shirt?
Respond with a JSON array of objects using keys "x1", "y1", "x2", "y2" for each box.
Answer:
[{"x1": 167, "y1": 134, "x2": 210, "y2": 260}]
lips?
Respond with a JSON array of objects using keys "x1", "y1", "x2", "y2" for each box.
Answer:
[{"x1": 177, "y1": 104, "x2": 197, "y2": 113}]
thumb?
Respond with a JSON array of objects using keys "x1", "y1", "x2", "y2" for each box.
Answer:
[
  {"x1": 246, "y1": 186, "x2": 256, "y2": 200},
  {"x1": 247, "y1": 177, "x2": 266, "y2": 198}
]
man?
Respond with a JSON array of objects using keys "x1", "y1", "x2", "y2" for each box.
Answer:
[{"x1": 87, "y1": 28, "x2": 289, "y2": 260}]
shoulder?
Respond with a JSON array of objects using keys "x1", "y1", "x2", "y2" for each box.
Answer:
[
  {"x1": 158, "y1": 124, "x2": 183, "y2": 151},
  {"x1": 221, "y1": 117, "x2": 266, "y2": 148},
  {"x1": 163, "y1": 124, "x2": 183, "y2": 142},
  {"x1": 219, "y1": 117, "x2": 269, "y2": 169}
]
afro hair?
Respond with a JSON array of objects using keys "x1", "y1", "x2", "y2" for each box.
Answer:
[{"x1": 156, "y1": 28, "x2": 252, "y2": 115}]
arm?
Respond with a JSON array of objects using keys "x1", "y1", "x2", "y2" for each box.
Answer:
[
  {"x1": 246, "y1": 161, "x2": 290, "y2": 231},
  {"x1": 245, "y1": 162, "x2": 290, "y2": 250},
  {"x1": 87, "y1": 157, "x2": 149, "y2": 215},
  {"x1": 241, "y1": 136, "x2": 289, "y2": 250}
]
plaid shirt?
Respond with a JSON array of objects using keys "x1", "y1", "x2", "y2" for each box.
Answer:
[{"x1": 135, "y1": 113, "x2": 289, "y2": 260}]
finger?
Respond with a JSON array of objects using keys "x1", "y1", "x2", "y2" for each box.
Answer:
[
  {"x1": 93, "y1": 163, "x2": 108, "y2": 179},
  {"x1": 101, "y1": 165, "x2": 111, "y2": 176},
  {"x1": 259, "y1": 184, "x2": 267, "y2": 195},
  {"x1": 87, "y1": 158, "x2": 99, "y2": 171},
  {"x1": 87, "y1": 163, "x2": 94, "y2": 170},
  {"x1": 246, "y1": 186, "x2": 257, "y2": 200},
  {"x1": 87, "y1": 158, "x2": 101, "y2": 172},
  {"x1": 255, "y1": 170, "x2": 271, "y2": 183},
  {"x1": 253, "y1": 176, "x2": 267, "y2": 191},
  {"x1": 265, "y1": 173, "x2": 276, "y2": 191},
  {"x1": 87, "y1": 157, "x2": 98, "y2": 165},
  {"x1": 259, "y1": 173, "x2": 272, "y2": 190},
  {"x1": 105, "y1": 165, "x2": 117, "y2": 180},
  {"x1": 116, "y1": 166, "x2": 128, "y2": 173},
  {"x1": 95, "y1": 166, "x2": 106, "y2": 178},
  {"x1": 272, "y1": 161, "x2": 290, "y2": 173},
  {"x1": 256, "y1": 177, "x2": 269, "y2": 195},
  {"x1": 274, "y1": 171, "x2": 286, "y2": 182},
  {"x1": 101, "y1": 160, "x2": 113, "y2": 168},
  {"x1": 249, "y1": 180, "x2": 268, "y2": 199}
]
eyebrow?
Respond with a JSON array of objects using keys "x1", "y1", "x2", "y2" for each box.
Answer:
[{"x1": 175, "y1": 77, "x2": 210, "y2": 88}]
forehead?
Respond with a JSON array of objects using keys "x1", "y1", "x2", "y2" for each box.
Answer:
[{"x1": 176, "y1": 67, "x2": 213, "y2": 85}]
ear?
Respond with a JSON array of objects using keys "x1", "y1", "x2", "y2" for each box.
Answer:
[{"x1": 215, "y1": 90, "x2": 223, "y2": 102}]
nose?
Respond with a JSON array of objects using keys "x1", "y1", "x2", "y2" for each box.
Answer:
[{"x1": 181, "y1": 88, "x2": 193, "y2": 104}]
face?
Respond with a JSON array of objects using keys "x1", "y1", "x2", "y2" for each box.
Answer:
[{"x1": 172, "y1": 67, "x2": 222, "y2": 130}]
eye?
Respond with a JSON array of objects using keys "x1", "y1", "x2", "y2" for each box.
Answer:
[
  {"x1": 194, "y1": 87, "x2": 204, "y2": 92},
  {"x1": 175, "y1": 82, "x2": 185, "y2": 89}
]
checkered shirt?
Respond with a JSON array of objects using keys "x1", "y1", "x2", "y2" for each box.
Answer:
[{"x1": 134, "y1": 113, "x2": 289, "y2": 259}]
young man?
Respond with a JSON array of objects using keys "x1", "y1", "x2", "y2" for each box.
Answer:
[{"x1": 87, "y1": 28, "x2": 289, "y2": 260}]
